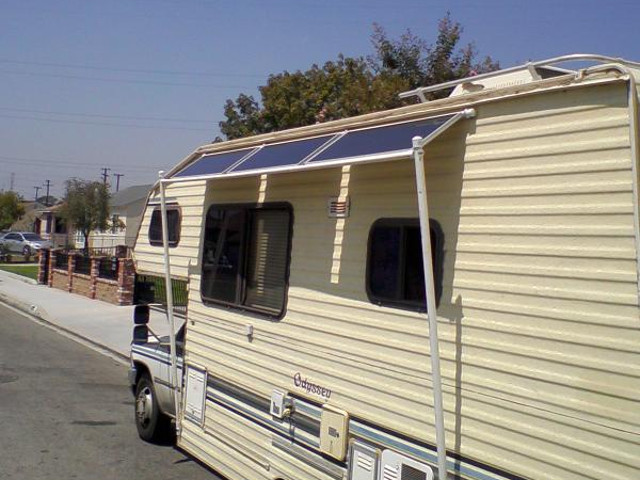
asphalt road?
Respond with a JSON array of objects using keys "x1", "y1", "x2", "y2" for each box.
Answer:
[{"x1": 0, "y1": 302, "x2": 219, "y2": 480}]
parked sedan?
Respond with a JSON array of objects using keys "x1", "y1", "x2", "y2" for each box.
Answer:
[{"x1": 0, "y1": 232, "x2": 51, "y2": 256}]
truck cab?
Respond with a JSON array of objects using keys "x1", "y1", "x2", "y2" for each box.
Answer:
[{"x1": 128, "y1": 304, "x2": 184, "y2": 442}]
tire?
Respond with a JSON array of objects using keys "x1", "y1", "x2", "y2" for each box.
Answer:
[
  {"x1": 134, "y1": 374, "x2": 172, "y2": 443},
  {"x1": 22, "y1": 245, "x2": 31, "y2": 257}
]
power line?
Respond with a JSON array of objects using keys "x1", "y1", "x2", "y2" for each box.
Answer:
[
  {"x1": 0, "y1": 155, "x2": 168, "y2": 172},
  {"x1": 113, "y1": 173, "x2": 125, "y2": 192},
  {"x1": 0, "y1": 69, "x2": 254, "y2": 89},
  {"x1": 0, "y1": 106, "x2": 217, "y2": 124},
  {"x1": 0, "y1": 113, "x2": 214, "y2": 132},
  {"x1": 0, "y1": 59, "x2": 265, "y2": 79},
  {"x1": 44, "y1": 180, "x2": 52, "y2": 207},
  {"x1": 100, "y1": 168, "x2": 111, "y2": 185}
]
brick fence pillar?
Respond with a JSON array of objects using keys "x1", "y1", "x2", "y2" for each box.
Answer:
[
  {"x1": 117, "y1": 258, "x2": 135, "y2": 305},
  {"x1": 67, "y1": 253, "x2": 75, "y2": 292},
  {"x1": 37, "y1": 249, "x2": 49, "y2": 285},
  {"x1": 89, "y1": 257, "x2": 99, "y2": 299},
  {"x1": 48, "y1": 249, "x2": 56, "y2": 287}
]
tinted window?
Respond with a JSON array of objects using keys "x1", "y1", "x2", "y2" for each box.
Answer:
[
  {"x1": 367, "y1": 219, "x2": 443, "y2": 310},
  {"x1": 149, "y1": 207, "x2": 181, "y2": 247},
  {"x1": 23, "y1": 234, "x2": 43, "y2": 241},
  {"x1": 201, "y1": 204, "x2": 292, "y2": 317}
]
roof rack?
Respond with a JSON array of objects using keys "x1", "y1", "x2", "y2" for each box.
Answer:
[{"x1": 399, "y1": 54, "x2": 640, "y2": 103}]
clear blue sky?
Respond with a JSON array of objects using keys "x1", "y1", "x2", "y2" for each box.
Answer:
[{"x1": 1, "y1": 0, "x2": 639, "y2": 199}]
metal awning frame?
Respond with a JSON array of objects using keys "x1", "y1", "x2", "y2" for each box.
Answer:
[{"x1": 157, "y1": 108, "x2": 476, "y2": 479}]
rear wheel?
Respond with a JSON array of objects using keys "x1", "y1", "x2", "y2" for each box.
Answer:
[{"x1": 134, "y1": 373, "x2": 171, "y2": 442}]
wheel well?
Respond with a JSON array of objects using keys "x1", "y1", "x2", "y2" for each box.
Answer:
[{"x1": 133, "y1": 361, "x2": 151, "y2": 387}]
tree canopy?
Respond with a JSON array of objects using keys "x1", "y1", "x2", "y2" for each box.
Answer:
[
  {"x1": 219, "y1": 13, "x2": 498, "y2": 140},
  {"x1": 60, "y1": 179, "x2": 110, "y2": 251},
  {"x1": 0, "y1": 191, "x2": 25, "y2": 230}
]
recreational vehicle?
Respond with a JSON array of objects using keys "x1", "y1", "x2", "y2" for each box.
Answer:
[{"x1": 128, "y1": 54, "x2": 640, "y2": 480}]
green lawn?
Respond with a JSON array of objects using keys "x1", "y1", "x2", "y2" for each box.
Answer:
[{"x1": 0, "y1": 264, "x2": 39, "y2": 280}]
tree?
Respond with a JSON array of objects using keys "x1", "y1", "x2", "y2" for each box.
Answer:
[
  {"x1": 219, "y1": 56, "x2": 407, "y2": 140},
  {"x1": 218, "y1": 13, "x2": 499, "y2": 140},
  {"x1": 0, "y1": 191, "x2": 25, "y2": 230},
  {"x1": 370, "y1": 13, "x2": 499, "y2": 98},
  {"x1": 36, "y1": 195, "x2": 58, "y2": 206},
  {"x1": 60, "y1": 179, "x2": 110, "y2": 252}
]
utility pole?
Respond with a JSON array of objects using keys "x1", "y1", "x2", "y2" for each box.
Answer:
[
  {"x1": 33, "y1": 186, "x2": 41, "y2": 202},
  {"x1": 10, "y1": 172, "x2": 15, "y2": 192},
  {"x1": 44, "y1": 179, "x2": 51, "y2": 207},
  {"x1": 100, "y1": 167, "x2": 111, "y2": 186},
  {"x1": 113, "y1": 173, "x2": 124, "y2": 192}
]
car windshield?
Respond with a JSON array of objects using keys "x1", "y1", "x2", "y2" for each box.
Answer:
[{"x1": 23, "y1": 233, "x2": 43, "y2": 241}]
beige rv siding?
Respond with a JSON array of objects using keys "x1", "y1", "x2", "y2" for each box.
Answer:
[
  {"x1": 176, "y1": 83, "x2": 639, "y2": 480},
  {"x1": 133, "y1": 180, "x2": 206, "y2": 279}
]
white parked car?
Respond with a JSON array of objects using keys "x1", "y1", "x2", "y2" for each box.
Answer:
[{"x1": 0, "y1": 232, "x2": 51, "y2": 256}]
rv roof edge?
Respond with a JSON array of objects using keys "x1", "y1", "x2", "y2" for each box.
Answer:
[{"x1": 399, "y1": 53, "x2": 640, "y2": 102}]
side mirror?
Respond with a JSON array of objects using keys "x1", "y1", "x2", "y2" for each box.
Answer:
[
  {"x1": 133, "y1": 304, "x2": 150, "y2": 325},
  {"x1": 133, "y1": 325, "x2": 149, "y2": 344}
]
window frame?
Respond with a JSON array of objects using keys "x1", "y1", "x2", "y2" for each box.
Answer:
[
  {"x1": 148, "y1": 205, "x2": 181, "y2": 247},
  {"x1": 365, "y1": 217, "x2": 444, "y2": 312},
  {"x1": 200, "y1": 202, "x2": 294, "y2": 320}
]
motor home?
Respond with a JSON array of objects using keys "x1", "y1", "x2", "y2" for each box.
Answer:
[{"x1": 128, "y1": 55, "x2": 640, "y2": 480}]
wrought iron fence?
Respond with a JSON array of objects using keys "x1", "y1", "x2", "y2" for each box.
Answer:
[
  {"x1": 54, "y1": 251, "x2": 68, "y2": 270},
  {"x1": 88, "y1": 245, "x2": 130, "y2": 258},
  {"x1": 98, "y1": 256, "x2": 119, "y2": 280},
  {"x1": 134, "y1": 274, "x2": 188, "y2": 306},
  {"x1": 74, "y1": 254, "x2": 92, "y2": 275}
]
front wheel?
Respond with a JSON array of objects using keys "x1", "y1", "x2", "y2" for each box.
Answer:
[
  {"x1": 134, "y1": 374, "x2": 171, "y2": 443},
  {"x1": 22, "y1": 245, "x2": 31, "y2": 257}
]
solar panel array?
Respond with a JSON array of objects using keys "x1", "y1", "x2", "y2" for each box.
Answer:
[{"x1": 173, "y1": 115, "x2": 453, "y2": 179}]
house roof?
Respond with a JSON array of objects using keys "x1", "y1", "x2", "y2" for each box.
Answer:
[{"x1": 110, "y1": 184, "x2": 152, "y2": 208}]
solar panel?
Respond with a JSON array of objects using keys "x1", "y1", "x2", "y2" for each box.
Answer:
[
  {"x1": 231, "y1": 135, "x2": 335, "y2": 172},
  {"x1": 307, "y1": 115, "x2": 453, "y2": 164},
  {"x1": 169, "y1": 114, "x2": 456, "y2": 180},
  {"x1": 174, "y1": 148, "x2": 254, "y2": 178}
]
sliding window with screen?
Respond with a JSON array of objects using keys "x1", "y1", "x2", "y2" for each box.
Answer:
[{"x1": 201, "y1": 203, "x2": 293, "y2": 318}]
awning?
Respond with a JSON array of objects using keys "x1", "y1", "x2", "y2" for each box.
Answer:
[{"x1": 169, "y1": 111, "x2": 471, "y2": 183}]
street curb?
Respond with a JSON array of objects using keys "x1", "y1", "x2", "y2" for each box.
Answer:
[{"x1": 0, "y1": 295, "x2": 129, "y2": 364}]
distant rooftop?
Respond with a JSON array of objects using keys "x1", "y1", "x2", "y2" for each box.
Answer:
[{"x1": 110, "y1": 184, "x2": 151, "y2": 208}]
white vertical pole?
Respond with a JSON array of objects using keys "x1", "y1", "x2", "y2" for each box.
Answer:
[
  {"x1": 412, "y1": 138, "x2": 448, "y2": 480},
  {"x1": 159, "y1": 172, "x2": 180, "y2": 434}
]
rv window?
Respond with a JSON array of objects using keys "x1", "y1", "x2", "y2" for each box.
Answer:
[
  {"x1": 148, "y1": 207, "x2": 181, "y2": 247},
  {"x1": 367, "y1": 219, "x2": 443, "y2": 310},
  {"x1": 201, "y1": 203, "x2": 292, "y2": 318}
]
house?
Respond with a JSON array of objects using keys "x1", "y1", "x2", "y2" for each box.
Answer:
[
  {"x1": 38, "y1": 203, "x2": 74, "y2": 248},
  {"x1": 9, "y1": 201, "x2": 74, "y2": 248},
  {"x1": 89, "y1": 184, "x2": 151, "y2": 249}
]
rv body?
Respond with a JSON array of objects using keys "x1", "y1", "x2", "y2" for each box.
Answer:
[{"x1": 130, "y1": 56, "x2": 640, "y2": 480}]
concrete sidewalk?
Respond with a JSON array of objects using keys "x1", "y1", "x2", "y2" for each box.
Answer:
[{"x1": 0, "y1": 269, "x2": 172, "y2": 361}]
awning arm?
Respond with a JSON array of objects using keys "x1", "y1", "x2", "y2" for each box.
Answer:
[
  {"x1": 412, "y1": 107, "x2": 475, "y2": 480},
  {"x1": 159, "y1": 170, "x2": 181, "y2": 435}
]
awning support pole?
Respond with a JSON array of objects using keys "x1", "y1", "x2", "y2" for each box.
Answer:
[
  {"x1": 412, "y1": 137, "x2": 447, "y2": 480},
  {"x1": 159, "y1": 171, "x2": 180, "y2": 434}
]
